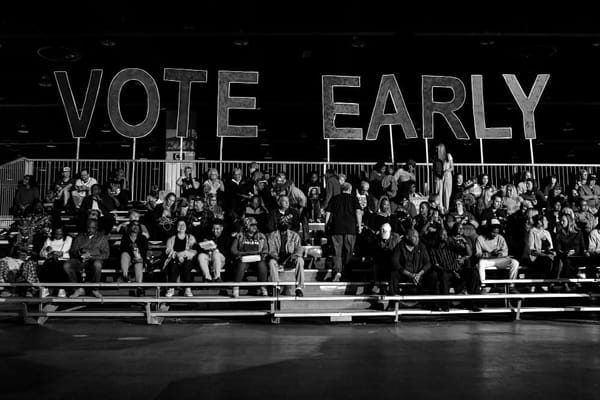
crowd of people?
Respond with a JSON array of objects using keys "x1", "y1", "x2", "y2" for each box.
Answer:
[{"x1": 2, "y1": 148, "x2": 600, "y2": 310}]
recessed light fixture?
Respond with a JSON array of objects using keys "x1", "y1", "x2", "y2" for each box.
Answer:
[
  {"x1": 100, "y1": 123, "x2": 112, "y2": 133},
  {"x1": 17, "y1": 124, "x2": 29, "y2": 134},
  {"x1": 46, "y1": 143, "x2": 56, "y2": 148},
  {"x1": 38, "y1": 74, "x2": 53, "y2": 88},
  {"x1": 100, "y1": 39, "x2": 116, "y2": 47},
  {"x1": 120, "y1": 143, "x2": 131, "y2": 148},
  {"x1": 233, "y1": 38, "x2": 249, "y2": 47}
]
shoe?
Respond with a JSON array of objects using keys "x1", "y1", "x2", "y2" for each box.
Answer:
[
  {"x1": 165, "y1": 288, "x2": 175, "y2": 297},
  {"x1": 440, "y1": 306, "x2": 450, "y2": 312},
  {"x1": 70, "y1": 288, "x2": 85, "y2": 298},
  {"x1": 25, "y1": 290, "x2": 34, "y2": 298},
  {"x1": 0, "y1": 290, "x2": 11, "y2": 298},
  {"x1": 371, "y1": 285, "x2": 381, "y2": 295},
  {"x1": 470, "y1": 306, "x2": 482, "y2": 312},
  {"x1": 259, "y1": 287, "x2": 268, "y2": 297},
  {"x1": 332, "y1": 273, "x2": 342, "y2": 282},
  {"x1": 295, "y1": 287, "x2": 304, "y2": 297},
  {"x1": 429, "y1": 305, "x2": 443, "y2": 312},
  {"x1": 214, "y1": 277, "x2": 222, "y2": 283},
  {"x1": 232, "y1": 286, "x2": 239, "y2": 298},
  {"x1": 40, "y1": 287, "x2": 50, "y2": 298},
  {"x1": 57, "y1": 289, "x2": 67, "y2": 298},
  {"x1": 481, "y1": 286, "x2": 491, "y2": 294},
  {"x1": 91, "y1": 290, "x2": 103, "y2": 298},
  {"x1": 509, "y1": 287, "x2": 520, "y2": 294},
  {"x1": 184, "y1": 288, "x2": 193, "y2": 297},
  {"x1": 135, "y1": 287, "x2": 145, "y2": 297}
]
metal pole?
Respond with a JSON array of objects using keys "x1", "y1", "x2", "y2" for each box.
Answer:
[
  {"x1": 75, "y1": 138, "x2": 81, "y2": 173},
  {"x1": 131, "y1": 138, "x2": 136, "y2": 201},
  {"x1": 479, "y1": 138, "x2": 484, "y2": 165},
  {"x1": 327, "y1": 139, "x2": 331, "y2": 164},
  {"x1": 219, "y1": 137, "x2": 224, "y2": 177},
  {"x1": 389, "y1": 125, "x2": 395, "y2": 165},
  {"x1": 529, "y1": 138, "x2": 535, "y2": 165},
  {"x1": 424, "y1": 138, "x2": 430, "y2": 196},
  {"x1": 179, "y1": 137, "x2": 184, "y2": 162}
]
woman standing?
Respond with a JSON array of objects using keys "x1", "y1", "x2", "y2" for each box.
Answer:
[{"x1": 435, "y1": 143, "x2": 453, "y2": 214}]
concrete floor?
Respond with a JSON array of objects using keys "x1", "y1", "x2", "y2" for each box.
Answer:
[{"x1": 1, "y1": 318, "x2": 599, "y2": 400}]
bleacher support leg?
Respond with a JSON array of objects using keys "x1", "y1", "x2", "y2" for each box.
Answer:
[
  {"x1": 515, "y1": 299, "x2": 523, "y2": 321},
  {"x1": 21, "y1": 303, "x2": 39, "y2": 325},
  {"x1": 394, "y1": 301, "x2": 400, "y2": 323}
]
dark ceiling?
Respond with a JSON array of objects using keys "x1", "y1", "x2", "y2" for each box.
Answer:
[{"x1": 1, "y1": 3, "x2": 599, "y2": 164}]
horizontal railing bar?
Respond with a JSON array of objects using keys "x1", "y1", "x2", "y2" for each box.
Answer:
[{"x1": 1, "y1": 282, "x2": 281, "y2": 288}]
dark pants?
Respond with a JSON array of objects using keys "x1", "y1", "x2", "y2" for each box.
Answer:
[
  {"x1": 390, "y1": 268, "x2": 439, "y2": 296},
  {"x1": 233, "y1": 261, "x2": 268, "y2": 283},
  {"x1": 39, "y1": 259, "x2": 69, "y2": 282},
  {"x1": 166, "y1": 259, "x2": 193, "y2": 283},
  {"x1": 438, "y1": 260, "x2": 481, "y2": 296},
  {"x1": 531, "y1": 256, "x2": 556, "y2": 278},
  {"x1": 331, "y1": 234, "x2": 356, "y2": 276},
  {"x1": 64, "y1": 259, "x2": 103, "y2": 283}
]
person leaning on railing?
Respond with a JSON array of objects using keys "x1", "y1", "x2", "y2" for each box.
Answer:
[{"x1": 164, "y1": 219, "x2": 198, "y2": 298}]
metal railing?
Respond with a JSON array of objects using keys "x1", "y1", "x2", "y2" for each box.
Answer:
[{"x1": 1, "y1": 158, "x2": 599, "y2": 216}]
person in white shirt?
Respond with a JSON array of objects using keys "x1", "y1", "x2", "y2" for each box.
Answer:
[
  {"x1": 476, "y1": 218, "x2": 520, "y2": 293},
  {"x1": 71, "y1": 169, "x2": 98, "y2": 209},
  {"x1": 528, "y1": 214, "x2": 557, "y2": 277},
  {"x1": 38, "y1": 226, "x2": 72, "y2": 298}
]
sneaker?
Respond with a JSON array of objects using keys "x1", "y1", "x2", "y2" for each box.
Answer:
[
  {"x1": 232, "y1": 286, "x2": 239, "y2": 298},
  {"x1": 70, "y1": 288, "x2": 85, "y2": 298},
  {"x1": 213, "y1": 277, "x2": 222, "y2": 283},
  {"x1": 57, "y1": 289, "x2": 67, "y2": 298},
  {"x1": 0, "y1": 290, "x2": 11, "y2": 298},
  {"x1": 91, "y1": 290, "x2": 103, "y2": 298},
  {"x1": 40, "y1": 287, "x2": 50, "y2": 298},
  {"x1": 509, "y1": 287, "x2": 520, "y2": 294},
  {"x1": 481, "y1": 286, "x2": 491, "y2": 294},
  {"x1": 259, "y1": 287, "x2": 269, "y2": 297},
  {"x1": 184, "y1": 288, "x2": 193, "y2": 297},
  {"x1": 332, "y1": 273, "x2": 342, "y2": 282},
  {"x1": 371, "y1": 285, "x2": 381, "y2": 295},
  {"x1": 165, "y1": 288, "x2": 175, "y2": 297},
  {"x1": 295, "y1": 287, "x2": 304, "y2": 297}
]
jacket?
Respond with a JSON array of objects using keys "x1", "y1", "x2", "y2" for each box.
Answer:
[{"x1": 267, "y1": 230, "x2": 303, "y2": 260}]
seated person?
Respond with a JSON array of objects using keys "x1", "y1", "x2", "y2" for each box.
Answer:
[
  {"x1": 371, "y1": 223, "x2": 402, "y2": 295},
  {"x1": 12, "y1": 174, "x2": 39, "y2": 216},
  {"x1": 267, "y1": 222, "x2": 305, "y2": 296},
  {"x1": 151, "y1": 192, "x2": 178, "y2": 242},
  {"x1": 117, "y1": 210, "x2": 150, "y2": 239},
  {"x1": 80, "y1": 184, "x2": 117, "y2": 234},
  {"x1": 197, "y1": 219, "x2": 231, "y2": 282},
  {"x1": 475, "y1": 219, "x2": 520, "y2": 293},
  {"x1": 555, "y1": 213, "x2": 586, "y2": 280},
  {"x1": 164, "y1": 219, "x2": 198, "y2": 297},
  {"x1": 107, "y1": 168, "x2": 130, "y2": 210},
  {"x1": 177, "y1": 166, "x2": 202, "y2": 199},
  {"x1": 245, "y1": 195, "x2": 269, "y2": 233},
  {"x1": 64, "y1": 219, "x2": 109, "y2": 298},
  {"x1": 230, "y1": 217, "x2": 269, "y2": 298},
  {"x1": 266, "y1": 195, "x2": 300, "y2": 234},
  {"x1": 51, "y1": 166, "x2": 74, "y2": 209},
  {"x1": 426, "y1": 226, "x2": 481, "y2": 311},
  {"x1": 0, "y1": 220, "x2": 39, "y2": 297},
  {"x1": 71, "y1": 169, "x2": 97, "y2": 209},
  {"x1": 119, "y1": 221, "x2": 148, "y2": 291},
  {"x1": 480, "y1": 195, "x2": 508, "y2": 228},
  {"x1": 38, "y1": 226, "x2": 72, "y2": 298},
  {"x1": 390, "y1": 229, "x2": 439, "y2": 302},
  {"x1": 528, "y1": 214, "x2": 557, "y2": 279}
]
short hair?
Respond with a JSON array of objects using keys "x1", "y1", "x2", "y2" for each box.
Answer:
[
  {"x1": 212, "y1": 219, "x2": 224, "y2": 227},
  {"x1": 341, "y1": 182, "x2": 352, "y2": 192}
]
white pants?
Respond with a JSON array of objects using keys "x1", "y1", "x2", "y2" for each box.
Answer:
[{"x1": 478, "y1": 257, "x2": 519, "y2": 283}]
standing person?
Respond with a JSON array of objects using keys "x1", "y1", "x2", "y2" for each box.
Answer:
[
  {"x1": 164, "y1": 219, "x2": 198, "y2": 297},
  {"x1": 321, "y1": 169, "x2": 341, "y2": 211},
  {"x1": 64, "y1": 219, "x2": 109, "y2": 298},
  {"x1": 176, "y1": 166, "x2": 202, "y2": 199},
  {"x1": 325, "y1": 182, "x2": 362, "y2": 282},
  {"x1": 371, "y1": 223, "x2": 402, "y2": 295},
  {"x1": 203, "y1": 168, "x2": 225, "y2": 198},
  {"x1": 438, "y1": 143, "x2": 453, "y2": 214}
]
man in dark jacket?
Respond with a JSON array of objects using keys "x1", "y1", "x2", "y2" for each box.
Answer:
[
  {"x1": 371, "y1": 223, "x2": 402, "y2": 294},
  {"x1": 390, "y1": 228, "x2": 438, "y2": 296}
]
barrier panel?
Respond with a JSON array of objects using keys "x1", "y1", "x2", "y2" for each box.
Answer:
[{"x1": 2, "y1": 158, "x2": 599, "y2": 213}]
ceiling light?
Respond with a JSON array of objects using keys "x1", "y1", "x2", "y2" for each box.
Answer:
[
  {"x1": 120, "y1": 143, "x2": 131, "y2": 148},
  {"x1": 38, "y1": 74, "x2": 53, "y2": 88},
  {"x1": 100, "y1": 123, "x2": 112, "y2": 133},
  {"x1": 259, "y1": 143, "x2": 270, "y2": 147},
  {"x1": 233, "y1": 39, "x2": 249, "y2": 47},
  {"x1": 351, "y1": 36, "x2": 366, "y2": 48},
  {"x1": 479, "y1": 39, "x2": 496, "y2": 47},
  {"x1": 100, "y1": 39, "x2": 116, "y2": 47},
  {"x1": 17, "y1": 124, "x2": 29, "y2": 134},
  {"x1": 46, "y1": 143, "x2": 56, "y2": 148},
  {"x1": 37, "y1": 46, "x2": 82, "y2": 63}
]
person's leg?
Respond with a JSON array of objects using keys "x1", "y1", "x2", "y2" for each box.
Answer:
[
  {"x1": 180, "y1": 259, "x2": 193, "y2": 282},
  {"x1": 133, "y1": 262, "x2": 144, "y2": 283},
  {"x1": 268, "y1": 258, "x2": 280, "y2": 283},
  {"x1": 438, "y1": 269, "x2": 451, "y2": 295},
  {"x1": 233, "y1": 262, "x2": 248, "y2": 282},
  {"x1": 87, "y1": 260, "x2": 103, "y2": 283},
  {"x1": 63, "y1": 259, "x2": 82, "y2": 283},
  {"x1": 294, "y1": 256, "x2": 305, "y2": 289},
  {"x1": 212, "y1": 252, "x2": 225, "y2": 280},
  {"x1": 166, "y1": 260, "x2": 180, "y2": 283},
  {"x1": 330, "y1": 234, "x2": 343, "y2": 276},
  {"x1": 197, "y1": 253, "x2": 212, "y2": 280},
  {"x1": 256, "y1": 260, "x2": 268, "y2": 282},
  {"x1": 343, "y1": 234, "x2": 356, "y2": 267},
  {"x1": 120, "y1": 252, "x2": 131, "y2": 280},
  {"x1": 478, "y1": 259, "x2": 491, "y2": 283},
  {"x1": 22, "y1": 260, "x2": 39, "y2": 284}
]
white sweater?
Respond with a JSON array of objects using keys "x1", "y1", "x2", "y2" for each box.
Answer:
[{"x1": 39, "y1": 237, "x2": 72, "y2": 261}]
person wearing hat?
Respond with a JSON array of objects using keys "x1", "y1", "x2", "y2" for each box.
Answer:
[
  {"x1": 267, "y1": 221, "x2": 305, "y2": 297},
  {"x1": 230, "y1": 216, "x2": 269, "y2": 297},
  {"x1": 475, "y1": 218, "x2": 520, "y2": 293}
]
